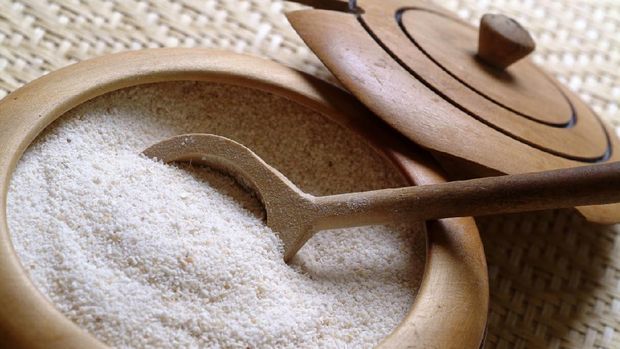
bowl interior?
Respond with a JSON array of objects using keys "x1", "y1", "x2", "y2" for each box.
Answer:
[{"x1": 6, "y1": 80, "x2": 427, "y2": 348}]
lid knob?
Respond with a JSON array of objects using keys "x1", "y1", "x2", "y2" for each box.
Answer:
[{"x1": 477, "y1": 14, "x2": 536, "y2": 70}]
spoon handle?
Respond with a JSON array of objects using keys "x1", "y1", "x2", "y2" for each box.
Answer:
[{"x1": 312, "y1": 162, "x2": 620, "y2": 228}]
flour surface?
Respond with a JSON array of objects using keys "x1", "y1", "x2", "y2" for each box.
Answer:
[{"x1": 8, "y1": 82, "x2": 425, "y2": 348}]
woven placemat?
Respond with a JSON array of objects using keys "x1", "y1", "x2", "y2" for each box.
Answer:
[{"x1": 1, "y1": 1, "x2": 619, "y2": 348}]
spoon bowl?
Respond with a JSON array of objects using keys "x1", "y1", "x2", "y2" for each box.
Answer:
[{"x1": 143, "y1": 133, "x2": 318, "y2": 261}]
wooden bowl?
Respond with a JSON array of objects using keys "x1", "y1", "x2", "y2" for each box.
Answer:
[{"x1": 0, "y1": 48, "x2": 488, "y2": 349}]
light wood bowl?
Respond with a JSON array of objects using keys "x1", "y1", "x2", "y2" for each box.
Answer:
[{"x1": 0, "y1": 48, "x2": 488, "y2": 349}]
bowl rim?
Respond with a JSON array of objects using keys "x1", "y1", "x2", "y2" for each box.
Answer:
[{"x1": 0, "y1": 48, "x2": 488, "y2": 349}]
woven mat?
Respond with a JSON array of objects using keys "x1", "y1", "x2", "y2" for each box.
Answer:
[{"x1": 1, "y1": 1, "x2": 619, "y2": 348}]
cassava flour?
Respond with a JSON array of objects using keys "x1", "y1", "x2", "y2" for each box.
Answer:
[{"x1": 8, "y1": 81, "x2": 425, "y2": 348}]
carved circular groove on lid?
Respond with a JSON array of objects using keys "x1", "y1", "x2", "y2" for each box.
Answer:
[
  {"x1": 399, "y1": 8, "x2": 569, "y2": 126},
  {"x1": 360, "y1": 1, "x2": 611, "y2": 161}
]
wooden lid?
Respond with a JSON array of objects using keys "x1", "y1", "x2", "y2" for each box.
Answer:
[{"x1": 287, "y1": 0, "x2": 620, "y2": 223}]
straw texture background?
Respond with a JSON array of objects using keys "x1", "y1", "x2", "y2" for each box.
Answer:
[{"x1": 1, "y1": 0, "x2": 619, "y2": 348}]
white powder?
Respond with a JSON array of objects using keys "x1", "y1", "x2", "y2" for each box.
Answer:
[{"x1": 8, "y1": 82, "x2": 425, "y2": 348}]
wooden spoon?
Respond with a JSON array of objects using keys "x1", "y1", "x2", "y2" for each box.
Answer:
[{"x1": 143, "y1": 133, "x2": 620, "y2": 262}]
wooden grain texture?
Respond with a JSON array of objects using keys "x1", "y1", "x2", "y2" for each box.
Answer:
[
  {"x1": 286, "y1": 0, "x2": 620, "y2": 223},
  {"x1": 0, "y1": 49, "x2": 487, "y2": 349}
]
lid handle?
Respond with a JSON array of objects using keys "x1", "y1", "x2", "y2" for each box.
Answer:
[{"x1": 477, "y1": 14, "x2": 536, "y2": 70}]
